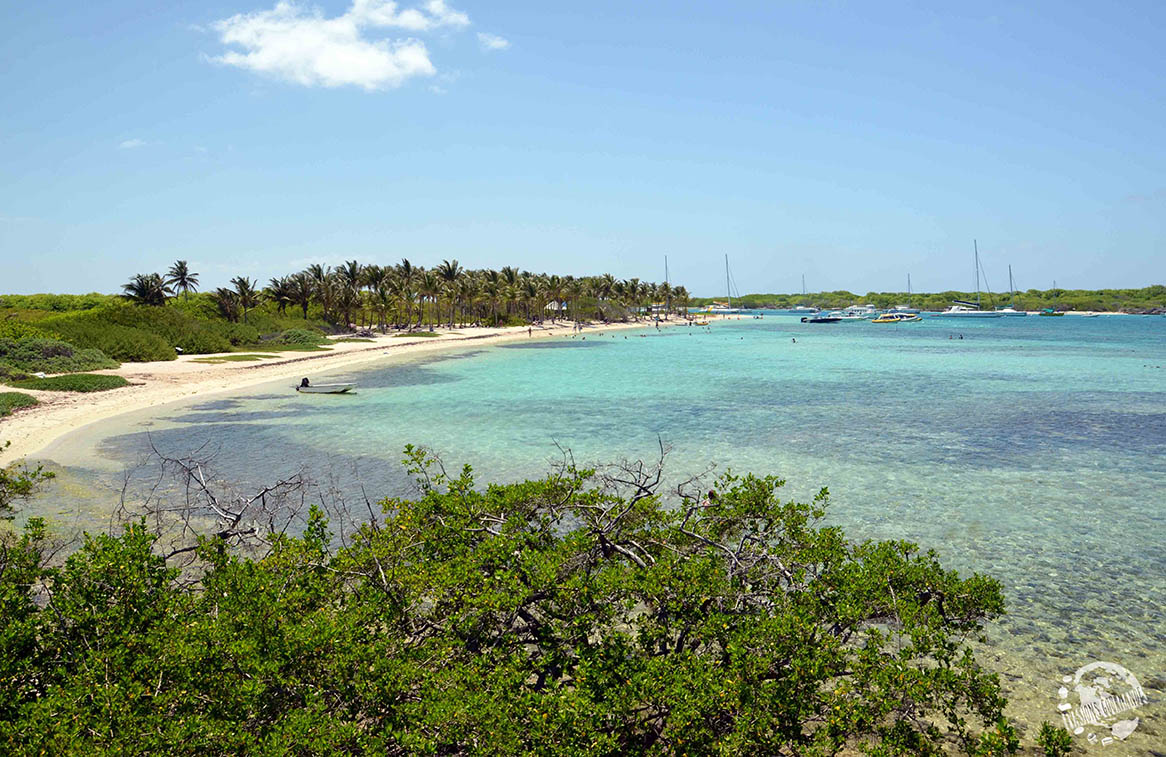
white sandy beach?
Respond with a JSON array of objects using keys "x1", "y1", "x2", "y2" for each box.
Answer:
[{"x1": 0, "y1": 318, "x2": 711, "y2": 467}]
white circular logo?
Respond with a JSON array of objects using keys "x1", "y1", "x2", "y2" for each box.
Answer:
[{"x1": 1056, "y1": 661, "x2": 1147, "y2": 746}]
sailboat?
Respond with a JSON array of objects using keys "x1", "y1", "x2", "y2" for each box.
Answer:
[
  {"x1": 933, "y1": 241, "x2": 1002, "y2": 318},
  {"x1": 705, "y1": 255, "x2": 740, "y2": 314},
  {"x1": 1039, "y1": 280, "x2": 1065, "y2": 316},
  {"x1": 891, "y1": 274, "x2": 920, "y2": 314},
  {"x1": 994, "y1": 265, "x2": 1027, "y2": 316}
]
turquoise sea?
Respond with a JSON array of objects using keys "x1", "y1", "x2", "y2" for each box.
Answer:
[{"x1": 28, "y1": 314, "x2": 1166, "y2": 748}]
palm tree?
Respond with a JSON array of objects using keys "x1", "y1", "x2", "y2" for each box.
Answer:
[
  {"x1": 288, "y1": 273, "x2": 314, "y2": 318},
  {"x1": 436, "y1": 259, "x2": 463, "y2": 327},
  {"x1": 121, "y1": 273, "x2": 172, "y2": 306},
  {"x1": 335, "y1": 260, "x2": 363, "y2": 327},
  {"x1": 165, "y1": 260, "x2": 199, "y2": 300},
  {"x1": 305, "y1": 264, "x2": 332, "y2": 321},
  {"x1": 212, "y1": 287, "x2": 241, "y2": 322},
  {"x1": 267, "y1": 277, "x2": 292, "y2": 315},
  {"x1": 565, "y1": 277, "x2": 585, "y2": 324},
  {"x1": 672, "y1": 285, "x2": 688, "y2": 318},
  {"x1": 418, "y1": 271, "x2": 441, "y2": 330},
  {"x1": 231, "y1": 276, "x2": 261, "y2": 323},
  {"x1": 544, "y1": 274, "x2": 564, "y2": 323},
  {"x1": 396, "y1": 259, "x2": 418, "y2": 329}
]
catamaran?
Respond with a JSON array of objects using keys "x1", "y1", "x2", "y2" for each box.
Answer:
[{"x1": 933, "y1": 241, "x2": 1002, "y2": 318}]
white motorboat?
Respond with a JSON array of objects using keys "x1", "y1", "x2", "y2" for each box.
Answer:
[{"x1": 296, "y1": 380, "x2": 355, "y2": 394}]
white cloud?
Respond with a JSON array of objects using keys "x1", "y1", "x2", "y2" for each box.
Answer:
[
  {"x1": 118, "y1": 138, "x2": 146, "y2": 149},
  {"x1": 210, "y1": 0, "x2": 473, "y2": 90},
  {"x1": 477, "y1": 32, "x2": 509, "y2": 51}
]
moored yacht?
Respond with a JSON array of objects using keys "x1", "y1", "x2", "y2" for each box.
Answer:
[{"x1": 932, "y1": 241, "x2": 1003, "y2": 318}]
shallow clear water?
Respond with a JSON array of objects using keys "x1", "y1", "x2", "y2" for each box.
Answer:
[{"x1": 28, "y1": 314, "x2": 1166, "y2": 748}]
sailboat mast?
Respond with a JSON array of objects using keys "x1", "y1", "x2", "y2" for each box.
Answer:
[
  {"x1": 725, "y1": 254, "x2": 731, "y2": 309},
  {"x1": 908, "y1": 273, "x2": 912, "y2": 295},
  {"x1": 1008, "y1": 264, "x2": 1014, "y2": 299},
  {"x1": 802, "y1": 274, "x2": 806, "y2": 296},
  {"x1": 973, "y1": 240, "x2": 981, "y2": 307},
  {"x1": 664, "y1": 255, "x2": 669, "y2": 285}
]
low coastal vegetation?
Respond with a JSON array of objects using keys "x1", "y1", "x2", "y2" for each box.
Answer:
[
  {"x1": 0, "y1": 259, "x2": 686, "y2": 373},
  {"x1": 0, "y1": 446, "x2": 1072, "y2": 755},
  {"x1": 0, "y1": 337, "x2": 117, "y2": 378},
  {"x1": 0, "y1": 392, "x2": 38, "y2": 417},
  {"x1": 692, "y1": 284, "x2": 1166, "y2": 313},
  {"x1": 6, "y1": 374, "x2": 129, "y2": 393}
]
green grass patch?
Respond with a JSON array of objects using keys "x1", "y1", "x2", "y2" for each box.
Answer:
[
  {"x1": 244, "y1": 344, "x2": 330, "y2": 353},
  {"x1": 0, "y1": 391, "x2": 38, "y2": 416},
  {"x1": 333, "y1": 337, "x2": 374, "y2": 343},
  {"x1": 191, "y1": 353, "x2": 278, "y2": 364},
  {"x1": 8, "y1": 374, "x2": 130, "y2": 392},
  {"x1": 393, "y1": 331, "x2": 444, "y2": 338}
]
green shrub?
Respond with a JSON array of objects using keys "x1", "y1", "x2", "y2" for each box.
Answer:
[
  {"x1": 0, "y1": 363, "x2": 29, "y2": 382},
  {"x1": 0, "y1": 320, "x2": 52, "y2": 341},
  {"x1": 0, "y1": 293, "x2": 113, "y2": 312},
  {"x1": 0, "y1": 453, "x2": 1015, "y2": 755},
  {"x1": 219, "y1": 321, "x2": 261, "y2": 346},
  {"x1": 0, "y1": 391, "x2": 38, "y2": 416},
  {"x1": 42, "y1": 303, "x2": 269, "y2": 358},
  {"x1": 42, "y1": 318, "x2": 174, "y2": 362},
  {"x1": 0, "y1": 337, "x2": 119, "y2": 374},
  {"x1": 270, "y1": 328, "x2": 325, "y2": 346},
  {"x1": 7, "y1": 374, "x2": 129, "y2": 392}
]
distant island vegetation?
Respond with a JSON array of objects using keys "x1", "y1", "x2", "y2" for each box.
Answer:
[{"x1": 691, "y1": 285, "x2": 1166, "y2": 313}]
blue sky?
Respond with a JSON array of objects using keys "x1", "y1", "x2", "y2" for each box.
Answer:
[{"x1": 2, "y1": 1, "x2": 1163, "y2": 296}]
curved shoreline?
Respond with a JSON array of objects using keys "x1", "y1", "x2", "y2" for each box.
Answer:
[{"x1": 1, "y1": 319, "x2": 702, "y2": 467}]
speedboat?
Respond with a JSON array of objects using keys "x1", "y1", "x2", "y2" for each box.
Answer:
[
  {"x1": 841, "y1": 304, "x2": 878, "y2": 319},
  {"x1": 872, "y1": 312, "x2": 921, "y2": 323},
  {"x1": 830, "y1": 309, "x2": 869, "y2": 322}
]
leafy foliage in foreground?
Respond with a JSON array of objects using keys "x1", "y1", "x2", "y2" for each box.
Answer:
[
  {"x1": 0, "y1": 450, "x2": 1017, "y2": 756},
  {"x1": 6, "y1": 373, "x2": 129, "y2": 392},
  {"x1": 0, "y1": 392, "x2": 38, "y2": 417},
  {"x1": 0, "y1": 440, "x2": 53, "y2": 518}
]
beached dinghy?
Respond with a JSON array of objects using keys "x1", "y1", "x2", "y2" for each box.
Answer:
[{"x1": 296, "y1": 378, "x2": 355, "y2": 394}]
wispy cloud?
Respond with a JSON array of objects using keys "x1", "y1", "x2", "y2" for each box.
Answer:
[
  {"x1": 118, "y1": 138, "x2": 147, "y2": 149},
  {"x1": 477, "y1": 32, "x2": 509, "y2": 51},
  {"x1": 209, "y1": 0, "x2": 473, "y2": 90}
]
